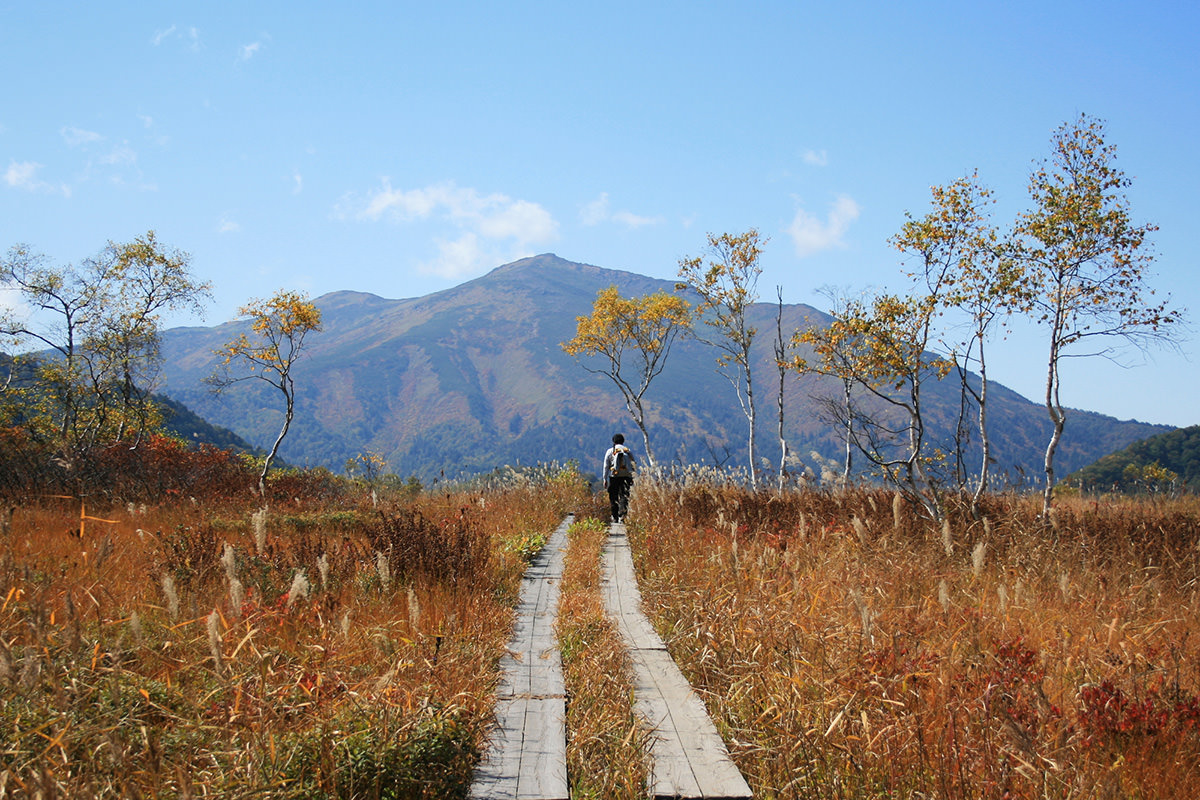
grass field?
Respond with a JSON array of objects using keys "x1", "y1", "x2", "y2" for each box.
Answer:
[
  {"x1": 628, "y1": 483, "x2": 1200, "y2": 799},
  {"x1": 0, "y1": 466, "x2": 586, "y2": 798},
  {"x1": 3, "y1": 464, "x2": 1198, "y2": 798}
]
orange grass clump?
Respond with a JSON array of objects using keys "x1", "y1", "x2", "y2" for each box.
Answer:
[
  {"x1": 628, "y1": 483, "x2": 1200, "y2": 800},
  {"x1": 0, "y1": 467, "x2": 586, "y2": 798}
]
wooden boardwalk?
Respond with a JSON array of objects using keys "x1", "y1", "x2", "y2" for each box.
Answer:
[
  {"x1": 470, "y1": 516, "x2": 753, "y2": 799},
  {"x1": 603, "y1": 523, "x2": 754, "y2": 800},
  {"x1": 470, "y1": 516, "x2": 571, "y2": 800}
]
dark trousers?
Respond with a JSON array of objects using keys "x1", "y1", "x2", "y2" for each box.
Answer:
[{"x1": 607, "y1": 476, "x2": 633, "y2": 522}]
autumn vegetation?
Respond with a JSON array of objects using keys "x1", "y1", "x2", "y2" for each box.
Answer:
[
  {"x1": 2, "y1": 433, "x2": 1198, "y2": 797},
  {"x1": 629, "y1": 481, "x2": 1200, "y2": 798},
  {"x1": 0, "y1": 443, "x2": 589, "y2": 797}
]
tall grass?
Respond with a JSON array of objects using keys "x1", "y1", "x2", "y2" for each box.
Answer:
[
  {"x1": 628, "y1": 482, "x2": 1200, "y2": 799},
  {"x1": 0, "y1": 466, "x2": 586, "y2": 798}
]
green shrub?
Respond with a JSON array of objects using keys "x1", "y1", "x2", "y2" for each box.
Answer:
[{"x1": 286, "y1": 704, "x2": 480, "y2": 799}]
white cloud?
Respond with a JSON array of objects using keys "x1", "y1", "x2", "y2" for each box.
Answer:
[
  {"x1": 802, "y1": 149, "x2": 829, "y2": 167},
  {"x1": 152, "y1": 25, "x2": 176, "y2": 46},
  {"x1": 787, "y1": 195, "x2": 860, "y2": 258},
  {"x1": 152, "y1": 24, "x2": 201, "y2": 51},
  {"x1": 612, "y1": 209, "x2": 661, "y2": 228},
  {"x1": 292, "y1": 171, "x2": 303, "y2": 194},
  {"x1": 5, "y1": 161, "x2": 41, "y2": 188},
  {"x1": 580, "y1": 193, "x2": 611, "y2": 226},
  {"x1": 361, "y1": 180, "x2": 558, "y2": 246},
  {"x1": 218, "y1": 215, "x2": 241, "y2": 233},
  {"x1": 101, "y1": 143, "x2": 137, "y2": 166},
  {"x1": 61, "y1": 126, "x2": 102, "y2": 147},
  {"x1": 362, "y1": 182, "x2": 441, "y2": 220},
  {"x1": 477, "y1": 198, "x2": 557, "y2": 243},
  {"x1": 352, "y1": 179, "x2": 559, "y2": 278},
  {"x1": 428, "y1": 233, "x2": 485, "y2": 279},
  {"x1": 239, "y1": 41, "x2": 263, "y2": 61},
  {"x1": 0, "y1": 284, "x2": 32, "y2": 319},
  {"x1": 579, "y1": 192, "x2": 662, "y2": 229},
  {"x1": 4, "y1": 161, "x2": 67, "y2": 196}
]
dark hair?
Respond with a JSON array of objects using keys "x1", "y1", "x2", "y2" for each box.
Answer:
[{"x1": 612, "y1": 433, "x2": 625, "y2": 445}]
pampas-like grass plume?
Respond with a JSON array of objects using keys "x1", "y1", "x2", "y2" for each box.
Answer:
[
  {"x1": 229, "y1": 577, "x2": 245, "y2": 616},
  {"x1": 161, "y1": 574, "x2": 180, "y2": 621},
  {"x1": 251, "y1": 506, "x2": 268, "y2": 555},
  {"x1": 286, "y1": 570, "x2": 310, "y2": 610},
  {"x1": 206, "y1": 610, "x2": 224, "y2": 673},
  {"x1": 375, "y1": 551, "x2": 392, "y2": 593},
  {"x1": 852, "y1": 515, "x2": 868, "y2": 547},
  {"x1": 407, "y1": 586, "x2": 421, "y2": 633},
  {"x1": 0, "y1": 639, "x2": 12, "y2": 683},
  {"x1": 972, "y1": 540, "x2": 987, "y2": 578},
  {"x1": 850, "y1": 588, "x2": 875, "y2": 645},
  {"x1": 221, "y1": 543, "x2": 237, "y2": 583},
  {"x1": 317, "y1": 552, "x2": 330, "y2": 589}
]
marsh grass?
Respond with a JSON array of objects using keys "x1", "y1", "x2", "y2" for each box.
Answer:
[
  {"x1": 629, "y1": 483, "x2": 1200, "y2": 799},
  {"x1": 0, "y1": 470, "x2": 584, "y2": 798}
]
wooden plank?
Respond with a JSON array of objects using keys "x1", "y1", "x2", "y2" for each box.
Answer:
[
  {"x1": 603, "y1": 524, "x2": 754, "y2": 800},
  {"x1": 470, "y1": 516, "x2": 571, "y2": 800}
]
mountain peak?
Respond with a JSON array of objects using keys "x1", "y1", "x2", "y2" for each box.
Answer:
[{"x1": 489, "y1": 253, "x2": 594, "y2": 275}]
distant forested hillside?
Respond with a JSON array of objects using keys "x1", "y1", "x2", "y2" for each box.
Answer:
[
  {"x1": 1068, "y1": 425, "x2": 1200, "y2": 492},
  {"x1": 155, "y1": 394, "x2": 259, "y2": 453},
  {"x1": 1, "y1": 353, "x2": 256, "y2": 454}
]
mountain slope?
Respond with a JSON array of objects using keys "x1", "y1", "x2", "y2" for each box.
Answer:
[{"x1": 156, "y1": 254, "x2": 1174, "y2": 483}]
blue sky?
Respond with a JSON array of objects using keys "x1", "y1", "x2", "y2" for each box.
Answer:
[{"x1": 2, "y1": 1, "x2": 1197, "y2": 427}]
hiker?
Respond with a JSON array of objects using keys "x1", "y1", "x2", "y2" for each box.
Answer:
[{"x1": 602, "y1": 433, "x2": 636, "y2": 523}]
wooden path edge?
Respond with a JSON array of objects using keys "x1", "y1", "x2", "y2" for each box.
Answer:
[
  {"x1": 469, "y1": 515, "x2": 572, "y2": 800},
  {"x1": 469, "y1": 515, "x2": 754, "y2": 799},
  {"x1": 603, "y1": 522, "x2": 754, "y2": 800}
]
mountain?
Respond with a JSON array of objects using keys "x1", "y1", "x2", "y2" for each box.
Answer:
[
  {"x1": 156, "y1": 254, "x2": 1173, "y2": 484},
  {"x1": 1067, "y1": 425, "x2": 1200, "y2": 491}
]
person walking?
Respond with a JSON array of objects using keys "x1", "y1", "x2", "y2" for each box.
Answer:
[{"x1": 603, "y1": 433, "x2": 636, "y2": 523}]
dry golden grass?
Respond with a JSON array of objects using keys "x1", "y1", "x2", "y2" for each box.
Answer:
[
  {"x1": 628, "y1": 484, "x2": 1200, "y2": 800},
  {"x1": 12, "y1": 462, "x2": 1198, "y2": 798},
  {"x1": 0, "y1": 472, "x2": 585, "y2": 798}
]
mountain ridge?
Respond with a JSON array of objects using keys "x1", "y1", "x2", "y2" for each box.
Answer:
[{"x1": 155, "y1": 254, "x2": 1174, "y2": 483}]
